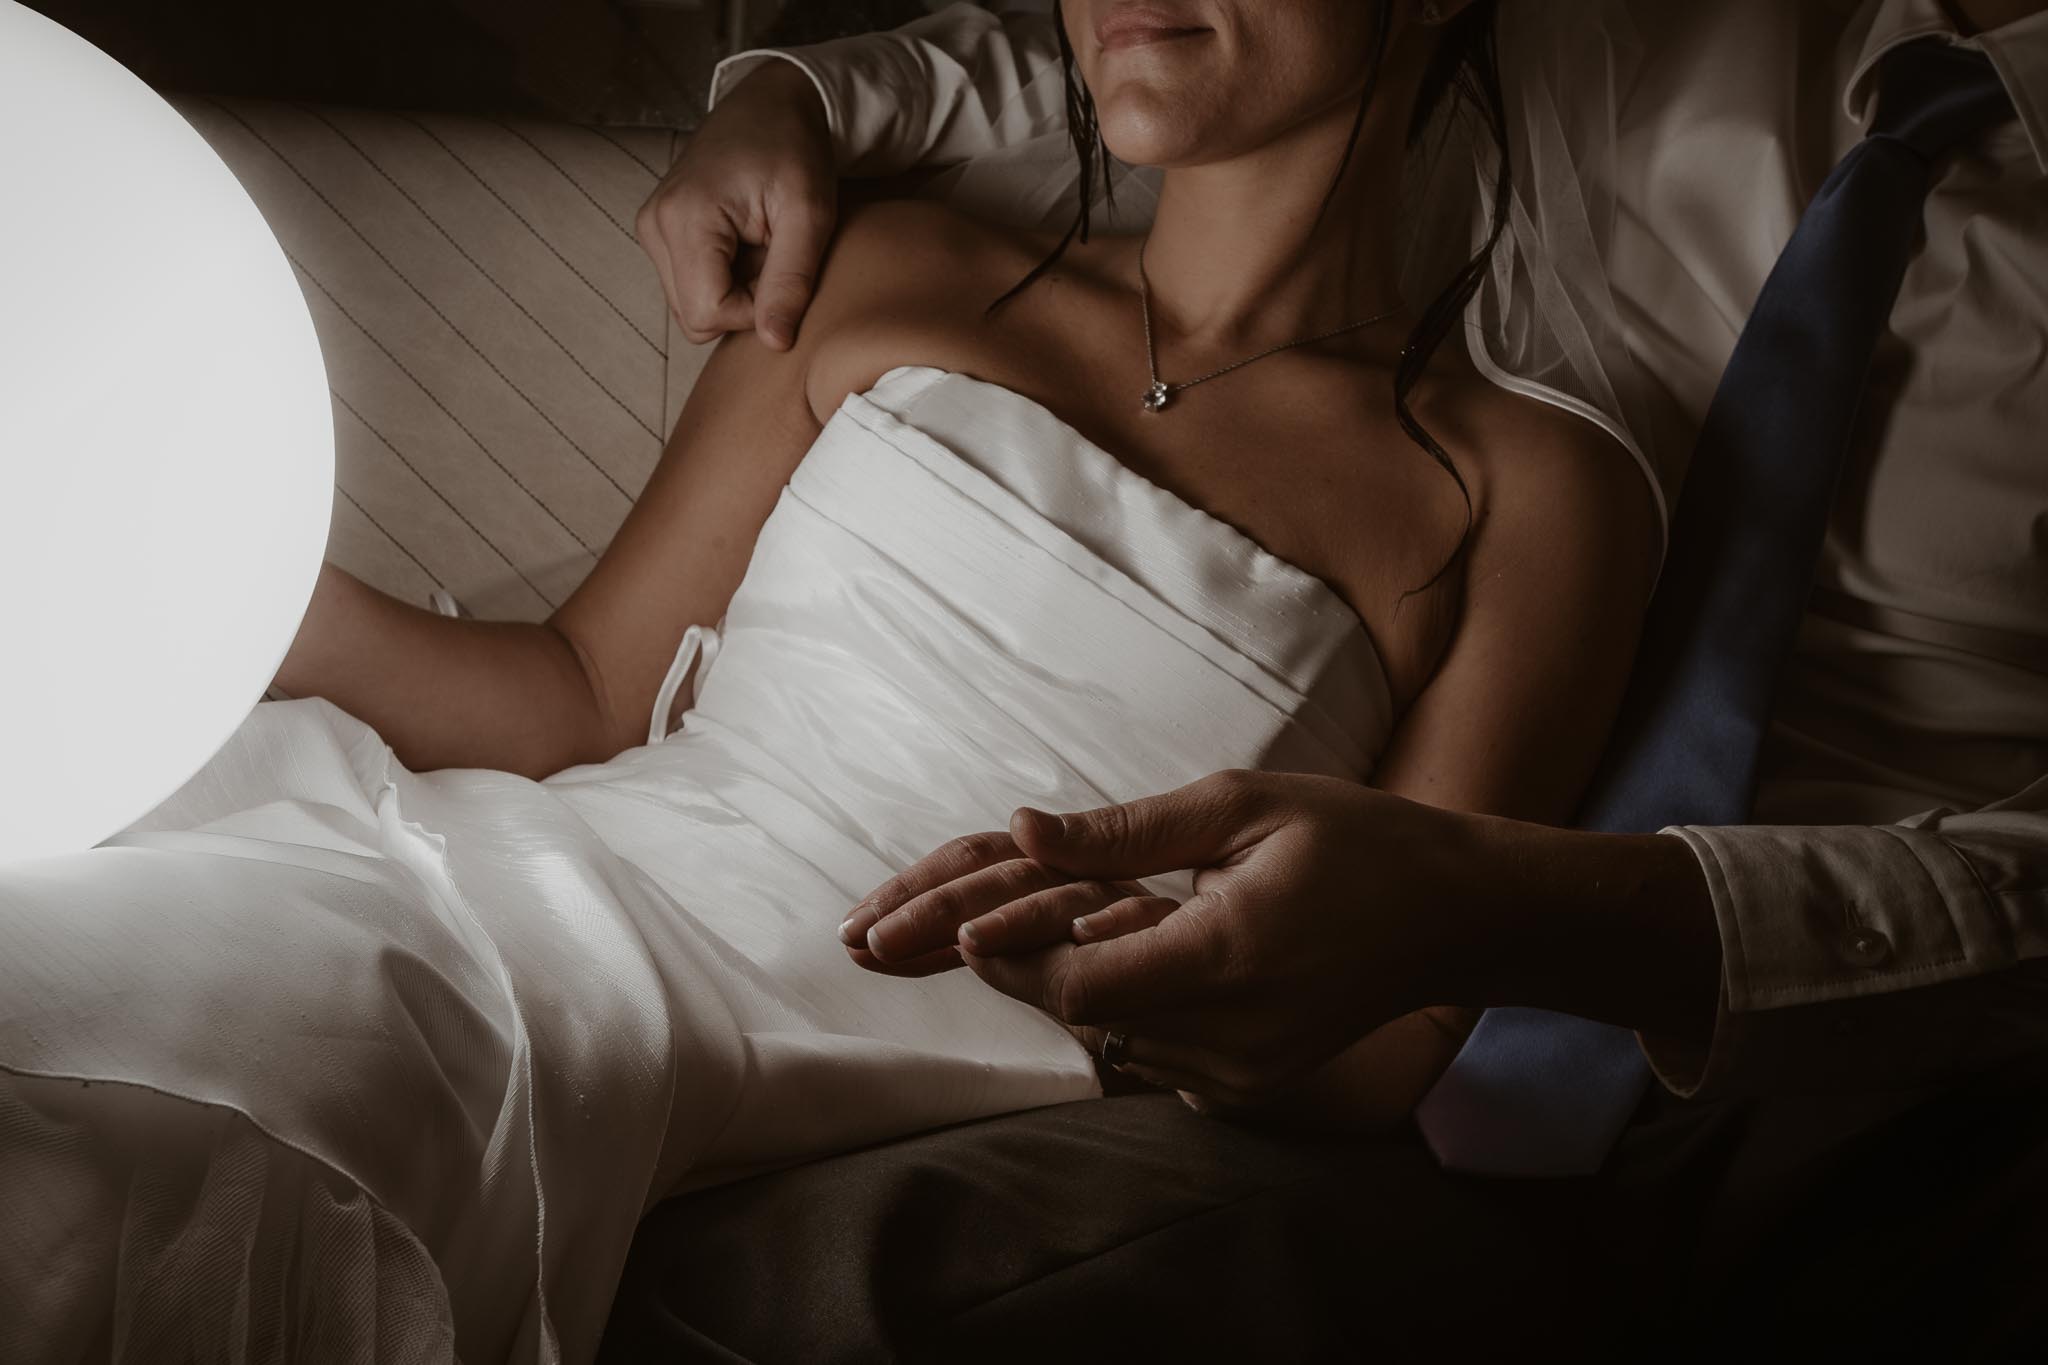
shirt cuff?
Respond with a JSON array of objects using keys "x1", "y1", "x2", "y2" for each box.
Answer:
[
  {"x1": 709, "y1": 50, "x2": 837, "y2": 136},
  {"x1": 1637, "y1": 822, "x2": 2009, "y2": 1099},
  {"x1": 709, "y1": 40, "x2": 934, "y2": 177}
]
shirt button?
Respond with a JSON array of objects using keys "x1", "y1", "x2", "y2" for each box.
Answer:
[{"x1": 1843, "y1": 929, "x2": 1892, "y2": 968}]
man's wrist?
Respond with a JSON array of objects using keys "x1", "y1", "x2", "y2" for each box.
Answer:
[
  {"x1": 1452, "y1": 816, "x2": 1722, "y2": 1044},
  {"x1": 701, "y1": 54, "x2": 837, "y2": 177},
  {"x1": 719, "y1": 56, "x2": 831, "y2": 139}
]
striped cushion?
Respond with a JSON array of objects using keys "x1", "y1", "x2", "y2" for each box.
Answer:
[{"x1": 170, "y1": 94, "x2": 713, "y2": 627}]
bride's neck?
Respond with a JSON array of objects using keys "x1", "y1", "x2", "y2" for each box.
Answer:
[{"x1": 1136, "y1": 82, "x2": 1415, "y2": 351}]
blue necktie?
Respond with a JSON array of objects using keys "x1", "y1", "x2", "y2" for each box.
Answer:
[{"x1": 1413, "y1": 39, "x2": 2017, "y2": 1178}]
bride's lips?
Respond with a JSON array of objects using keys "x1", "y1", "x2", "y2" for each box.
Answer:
[{"x1": 1095, "y1": 6, "x2": 1210, "y2": 53}]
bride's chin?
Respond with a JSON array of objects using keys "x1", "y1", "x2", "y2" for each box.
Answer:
[{"x1": 1097, "y1": 100, "x2": 1217, "y2": 169}]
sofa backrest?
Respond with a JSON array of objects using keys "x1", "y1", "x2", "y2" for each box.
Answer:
[{"x1": 175, "y1": 94, "x2": 712, "y2": 621}]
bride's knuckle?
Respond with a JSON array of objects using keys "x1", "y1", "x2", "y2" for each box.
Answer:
[
  {"x1": 996, "y1": 857, "x2": 1046, "y2": 894},
  {"x1": 1055, "y1": 880, "x2": 1099, "y2": 911},
  {"x1": 955, "y1": 831, "x2": 1006, "y2": 865},
  {"x1": 917, "y1": 886, "x2": 964, "y2": 929},
  {"x1": 1036, "y1": 891, "x2": 1083, "y2": 931}
]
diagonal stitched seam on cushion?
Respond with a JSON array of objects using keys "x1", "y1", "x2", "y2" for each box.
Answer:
[
  {"x1": 488, "y1": 117, "x2": 640, "y2": 239},
  {"x1": 334, "y1": 484, "x2": 449, "y2": 593},
  {"x1": 204, "y1": 95, "x2": 603, "y2": 556},
  {"x1": 302, "y1": 103, "x2": 660, "y2": 450},
  {"x1": 399, "y1": 112, "x2": 663, "y2": 352},
  {"x1": 329, "y1": 395, "x2": 558, "y2": 607},
  {"x1": 589, "y1": 124, "x2": 666, "y2": 176},
  {"x1": 923, "y1": 1164, "x2": 1344, "y2": 1332},
  {"x1": 290, "y1": 256, "x2": 585, "y2": 591}
]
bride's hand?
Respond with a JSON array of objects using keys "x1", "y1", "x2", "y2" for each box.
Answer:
[
  {"x1": 842, "y1": 791, "x2": 1486, "y2": 1128},
  {"x1": 840, "y1": 833, "x2": 1155, "y2": 978},
  {"x1": 860, "y1": 770, "x2": 1712, "y2": 1118},
  {"x1": 855, "y1": 771, "x2": 1513, "y2": 1116}
]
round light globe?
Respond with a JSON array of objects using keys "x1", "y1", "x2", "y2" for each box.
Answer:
[{"x1": 0, "y1": 1, "x2": 334, "y2": 865}]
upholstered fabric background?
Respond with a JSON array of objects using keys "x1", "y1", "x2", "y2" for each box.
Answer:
[{"x1": 172, "y1": 93, "x2": 711, "y2": 624}]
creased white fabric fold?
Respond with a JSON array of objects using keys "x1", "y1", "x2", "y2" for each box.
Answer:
[{"x1": 0, "y1": 367, "x2": 1391, "y2": 1362}]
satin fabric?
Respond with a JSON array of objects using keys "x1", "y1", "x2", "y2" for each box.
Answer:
[
  {"x1": 0, "y1": 366, "x2": 1390, "y2": 1363},
  {"x1": 725, "y1": 5, "x2": 2048, "y2": 1105}
]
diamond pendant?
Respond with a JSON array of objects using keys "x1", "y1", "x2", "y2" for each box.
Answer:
[{"x1": 1141, "y1": 381, "x2": 1172, "y2": 413}]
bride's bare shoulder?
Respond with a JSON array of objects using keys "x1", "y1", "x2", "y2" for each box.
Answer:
[
  {"x1": 800, "y1": 197, "x2": 1052, "y2": 413},
  {"x1": 1419, "y1": 366, "x2": 1664, "y2": 603},
  {"x1": 815, "y1": 198, "x2": 1048, "y2": 314}
]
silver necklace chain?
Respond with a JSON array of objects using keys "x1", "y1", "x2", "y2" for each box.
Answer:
[{"x1": 1136, "y1": 237, "x2": 1401, "y2": 413}]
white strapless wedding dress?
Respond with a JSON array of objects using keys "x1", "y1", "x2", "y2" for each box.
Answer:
[{"x1": 0, "y1": 366, "x2": 1393, "y2": 1363}]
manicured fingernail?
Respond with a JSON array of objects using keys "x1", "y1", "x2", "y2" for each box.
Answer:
[
  {"x1": 959, "y1": 911, "x2": 1003, "y2": 952},
  {"x1": 1072, "y1": 913, "x2": 1103, "y2": 942},
  {"x1": 839, "y1": 901, "x2": 874, "y2": 945},
  {"x1": 866, "y1": 919, "x2": 908, "y2": 963}
]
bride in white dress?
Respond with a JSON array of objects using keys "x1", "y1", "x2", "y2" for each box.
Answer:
[{"x1": 0, "y1": 1, "x2": 1662, "y2": 1360}]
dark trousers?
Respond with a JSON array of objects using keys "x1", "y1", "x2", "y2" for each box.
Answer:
[{"x1": 598, "y1": 1057, "x2": 2048, "y2": 1363}]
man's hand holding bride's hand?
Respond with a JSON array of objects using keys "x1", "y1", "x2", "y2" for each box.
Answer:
[
  {"x1": 635, "y1": 60, "x2": 837, "y2": 350},
  {"x1": 838, "y1": 834, "x2": 1157, "y2": 980},
  {"x1": 843, "y1": 772, "x2": 1510, "y2": 1122},
  {"x1": 845, "y1": 769, "x2": 1723, "y2": 1123}
]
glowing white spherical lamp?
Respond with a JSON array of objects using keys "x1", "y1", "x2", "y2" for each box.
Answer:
[{"x1": 0, "y1": 0, "x2": 334, "y2": 864}]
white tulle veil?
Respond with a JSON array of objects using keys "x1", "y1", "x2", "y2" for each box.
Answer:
[
  {"x1": 1450, "y1": 0, "x2": 1677, "y2": 548},
  {"x1": 1370, "y1": 0, "x2": 1679, "y2": 553}
]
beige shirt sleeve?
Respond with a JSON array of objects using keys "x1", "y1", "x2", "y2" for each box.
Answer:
[
  {"x1": 1639, "y1": 775, "x2": 2048, "y2": 1100},
  {"x1": 707, "y1": 4, "x2": 1063, "y2": 178}
]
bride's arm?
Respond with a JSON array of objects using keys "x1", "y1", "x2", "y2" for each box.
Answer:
[
  {"x1": 1269, "y1": 393, "x2": 1664, "y2": 1129},
  {"x1": 271, "y1": 562, "x2": 616, "y2": 780},
  {"x1": 541, "y1": 330, "x2": 826, "y2": 769},
  {"x1": 275, "y1": 268, "x2": 874, "y2": 780},
  {"x1": 1367, "y1": 408, "x2": 1662, "y2": 827},
  {"x1": 549, "y1": 202, "x2": 959, "y2": 768}
]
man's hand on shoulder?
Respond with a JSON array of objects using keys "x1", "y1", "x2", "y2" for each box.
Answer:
[
  {"x1": 636, "y1": 60, "x2": 837, "y2": 350},
  {"x1": 790, "y1": 196, "x2": 1026, "y2": 419}
]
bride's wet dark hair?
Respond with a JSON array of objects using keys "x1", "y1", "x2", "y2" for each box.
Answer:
[{"x1": 991, "y1": 1, "x2": 1511, "y2": 592}]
